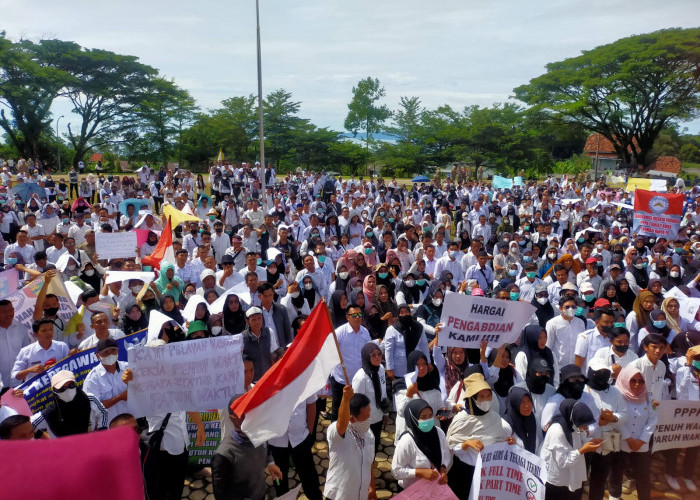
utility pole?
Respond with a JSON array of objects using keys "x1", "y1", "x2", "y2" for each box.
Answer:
[{"x1": 256, "y1": 0, "x2": 266, "y2": 210}]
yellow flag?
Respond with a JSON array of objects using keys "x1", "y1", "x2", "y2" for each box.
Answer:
[
  {"x1": 162, "y1": 204, "x2": 202, "y2": 227},
  {"x1": 217, "y1": 148, "x2": 224, "y2": 162},
  {"x1": 626, "y1": 178, "x2": 651, "y2": 192}
]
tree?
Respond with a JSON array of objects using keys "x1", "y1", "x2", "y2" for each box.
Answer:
[
  {"x1": 262, "y1": 89, "x2": 310, "y2": 166},
  {"x1": 0, "y1": 33, "x2": 73, "y2": 161},
  {"x1": 514, "y1": 28, "x2": 700, "y2": 168},
  {"x1": 344, "y1": 77, "x2": 391, "y2": 149},
  {"x1": 389, "y1": 96, "x2": 422, "y2": 142}
]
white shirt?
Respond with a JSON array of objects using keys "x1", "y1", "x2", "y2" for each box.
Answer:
[
  {"x1": 325, "y1": 421, "x2": 375, "y2": 500},
  {"x1": 546, "y1": 315, "x2": 587, "y2": 369},
  {"x1": 590, "y1": 345, "x2": 638, "y2": 373},
  {"x1": 619, "y1": 397, "x2": 657, "y2": 453},
  {"x1": 83, "y1": 361, "x2": 130, "y2": 425},
  {"x1": 574, "y1": 328, "x2": 610, "y2": 373},
  {"x1": 78, "y1": 329, "x2": 125, "y2": 351},
  {"x1": 12, "y1": 340, "x2": 70, "y2": 382},
  {"x1": 629, "y1": 355, "x2": 667, "y2": 402},
  {"x1": 0, "y1": 321, "x2": 33, "y2": 387},
  {"x1": 148, "y1": 411, "x2": 189, "y2": 455},
  {"x1": 331, "y1": 323, "x2": 372, "y2": 385},
  {"x1": 268, "y1": 395, "x2": 316, "y2": 448},
  {"x1": 352, "y1": 365, "x2": 388, "y2": 425},
  {"x1": 675, "y1": 365, "x2": 700, "y2": 401},
  {"x1": 391, "y1": 428, "x2": 452, "y2": 489},
  {"x1": 540, "y1": 422, "x2": 587, "y2": 491}
]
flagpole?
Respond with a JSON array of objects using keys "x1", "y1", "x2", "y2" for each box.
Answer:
[
  {"x1": 322, "y1": 298, "x2": 350, "y2": 384},
  {"x1": 256, "y1": 0, "x2": 266, "y2": 211}
]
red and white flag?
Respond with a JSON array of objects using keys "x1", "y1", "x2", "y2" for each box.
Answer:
[
  {"x1": 232, "y1": 301, "x2": 340, "y2": 446},
  {"x1": 141, "y1": 216, "x2": 175, "y2": 270}
]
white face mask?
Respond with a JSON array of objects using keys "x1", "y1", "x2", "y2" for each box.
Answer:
[
  {"x1": 596, "y1": 244, "x2": 603, "y2": 251},
  {"x1": 85, "y1": 269, "x2": 95, "y2": 277},
  {"x1": 100, "y1": 354, "x2": 118, "y2": 366},
  {"x1": 405, "y1": 280, "x2": 415, "y2": 288},
  {"x1": 211, "y1": 326, "x2": 222, "y2": 336},
  {"x1": 304, "y1": 283, "x2": 313, "y2": 291},
  {"x1": 290, "y1": 291, "x2": 300, "y2": 298},
  {"x1": 476, "y1": 400, "x2": 492, "y2": 412},
  {"x1": 131, "y1": 285, "x2": 142, "y2": 293},
  {"x1": 338, "y1": 271, "x2": 349, "y2": 280},
  {"x1": 537, "y1": 297, "x2": 548, "y2": 305},
  {"x1": 432, "y1": 298, "x2": 443, "y2": 307},
  {"x1": 634, "y1": 263, "x2": 644, "y2": 270},
  {"x1": 548, "y1": 252, "x2": 557, "y2": 259},
  {"x1": 562, "y1": 306, "x2": 576, "y2": 318},
  {"x1": 350, "y1": 419, "x2": 371, "y2": 435},
  {"x1": 56, "y1": 388, "x2": 77, "y2": 403},
  {"x1": 670, "y1": 271, "x2": 680, "y2": 278},
  {"x1": 67, "y1": 264, "x2": 76, "y2": 271}
]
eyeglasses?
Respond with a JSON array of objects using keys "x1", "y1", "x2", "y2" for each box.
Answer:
[
  {"x1": 54, "y1": 382, "x2": 77, "y2": 393},
  {"x1": 348, "y1": 313, "x2": 363, "y2": 319}
]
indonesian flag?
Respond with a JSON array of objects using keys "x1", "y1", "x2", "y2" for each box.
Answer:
[
  {"x1": 232, "y1": 301, "x2": 340, "y2": 446},
  {"x1": 141, "y1": 217, "x2": 175, "y2": 270}
]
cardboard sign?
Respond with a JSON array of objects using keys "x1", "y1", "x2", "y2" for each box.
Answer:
[
  {"x1": 652, "y1": 400, "x2": 700, "y2": 451},
  {"x1": 95, "y1": 231, "x2": 138, "y2": 260}
]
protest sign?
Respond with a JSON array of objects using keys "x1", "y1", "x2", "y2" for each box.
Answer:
[
  {"x1": 469, "y1": 442, "x2": 547, "y2": 500},
  {"x1": 513, "y1": 176, "x2": 523, "y2": 187},
  {"x1": 276, "y1": 485, "x2": 303, "y2": 500},
  {"x1": 439, "y1": 293, "x2": 536, "y2": 349},
  {"x1": 17, "y1": 328, "x2": 147, "y2": 413},
  {"x1": 393, "y1": 479, "x2": 458, "y2": 499},
  {"x1": 1, "y1": 390, "x2": 32, "y2": 416},
  {"x1": 607, "y1": 175, "x2": 626, "y2": 188},
  {"x1": 632, "y1": 189, "x2": 684, "y2": 239},
  {"x1": 95, "y1": 231, "x2": 138, "y2": 260},
  {"x1": 665, "y1": 287, "x2": 700, "y2": 323},
  {"x1": 0, "y1": 268, "x2": 19, "y2": 295},
  {"x1": 493, "y1": 175, "x2": 513, "y2": 189},
  {"x1": 187, "y1": 410, "x2": 222, "y2": 466},
  {"x1": 104, "y1": 270, "x2": 155, "y2": 285},
  {"x1": 127, "y1": 335, "x2": 244, "y2": 414},
  {"x1": 1, "y1": 273, "x2": 76, "y2": 332},
  {"x1": 209, "y1": 281, "x2": 251, "y2": 314},
  {"x1": 652, "y1": 400, "x2": 700, "y2": 451}
]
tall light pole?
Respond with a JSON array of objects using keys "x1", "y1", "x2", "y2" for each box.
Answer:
[
  {"x1": 56, "y1": 115, "x2": 64, "y2": 173},
  {"x1": 256, "y1": 0, "x2": 266, "y2": 210}
]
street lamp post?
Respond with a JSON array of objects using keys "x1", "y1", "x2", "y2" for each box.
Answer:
[
  {"x1": 256, "y1": 0, "x2": 266, "y2": 210},
  {"x1": 56, "y1": 115, "x2": 64, "y2": 173}
]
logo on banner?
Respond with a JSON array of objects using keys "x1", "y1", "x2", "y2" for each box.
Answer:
[{"x1": 649, "y1": 196, "x2": 669, "y2": 214}]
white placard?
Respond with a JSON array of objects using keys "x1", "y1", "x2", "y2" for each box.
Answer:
[
  {"x1": 95, "y1": 231, "x2": 138, "y2": 260},
  {"x1": 105, "y1": 271, "x2": 155, "y2": 285},
  {"x1": 209, "y1": 282, "x2": 252, "y2": 314},
  {"x1": 127, "y1": 335, "x2": 244, "y2": 414},
  {"x1": 439, "y1": 293, "x2": 536, "y2": 349},
  {"x1": 665, "y1": 287, "x2": 700, "y2": 323},
  {"x1": 652, "y1": 400, "x2": 700, "y2": 451}
]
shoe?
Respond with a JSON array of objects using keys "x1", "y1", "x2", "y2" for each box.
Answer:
[
  {"x1": 684, "y1": 478, "x2": 698, "y2": 492},
  {"x1": 622, "y1": 478, "x2": 635, "y2": 494},
  {"x1": 665, "y1": 474, "x2": 681, "y2": 491}
]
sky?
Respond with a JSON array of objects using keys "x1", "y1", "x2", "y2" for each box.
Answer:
[{"x1": 2, "y1": 0, "x2": 699, "y2": 135}]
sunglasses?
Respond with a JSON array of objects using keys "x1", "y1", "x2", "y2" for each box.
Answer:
[
  {"x1": 348, "y1": 313, "x2": 363, "y2": 319},
  {"x1": 55, "y1": 382, "x2": 77, "y2": 393}
]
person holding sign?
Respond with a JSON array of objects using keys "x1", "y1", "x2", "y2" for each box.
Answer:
[{"x1": 391, "y1": 399, "x2": 452, "y2": 490}]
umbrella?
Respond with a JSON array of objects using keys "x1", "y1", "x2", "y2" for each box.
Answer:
[
  {"x1": 71, "y1": 197, "x2": 91, "y2": 213},
  {"x1": 119, "y1": 198, "x2": 151, "y2": 215},
  {"x1": 411, "y1": 175, "x2": 430, "y2": 183},
  {"x1": 11, "y1": 183, "x2": 46, "y2": 203}
]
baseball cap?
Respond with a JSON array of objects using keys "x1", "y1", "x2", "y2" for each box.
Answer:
[
  {"x1": 96, "y1": 337, "x2": 118, "y2": 353},
  {"x1": 221, "y1": 255, "x2": 234, "y2": 265},
  {"x1": 246, "y1": 307, "x2": 262, "y2": 318},
  {"x1": 561, "y1": 282, "x2": 578, "y2": 292},
  {"x1": 585, "y1": 257, "x2": 598, "y2": 265},
  {"x1": 580, "y1": 282, "x2": 595, "y2": 293},
  {"x1": 593, "y1": 298, "x2": 611, "y2": 309},
  {"x1": 51, "y1": 370, "x2": 76, "y2": 389}
]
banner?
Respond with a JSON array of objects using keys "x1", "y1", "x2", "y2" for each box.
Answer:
[
  {"x1": 632, "y1": 189, "x2": 684, "y2": 239},
  {"x1": 469, "y1": 442, "x2": 547, "y2": 500},
  {"x1": 127, "y1": 335, "x2": 244, "y2": 414},
  {"x1": 607, "y1": 175, "x2": 626, "y2": 188},
  {"x1": 187, "y1": 410, "x2": 222, "y2": 466},
  {"x1": 394, "y1": 479, "x2": 458, "y2": 499},
  {"x1": 626, "y1": 178, "x2": 667, "y2": 193},
  {"x1": 439, "y1": 293, "x2": 536, "y2": 349},
  {"x1": 0, "y1": 268, "x2": 19, "y2": 295},
  {"x1": 665, "y1": 287, "x2": 700, "y2": 323},
  {"x1": 492, "y1": 175, "x2": 513, "y2": 189},
  {"x1": 512, "y1": 176, "x2": 523, "y2": 187},
  {"x1": 17, "y1": 329, "x2": 147, "y2": 413},
  {"x1": 1, "y1": 273, "x2": 77, "y2": 333},
  {"x1": 95, "y1": 231, "x2": 138, "y2": 260},
  {"x1": 652, "y1": 401, "x2": 700, "y2": 451}
]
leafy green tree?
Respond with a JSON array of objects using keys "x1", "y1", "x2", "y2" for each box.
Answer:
[
  {"x1": 515, "y1": 28, "x2": 700, "y2": 167},
  {"x1": 262, "y1": 89, "x2": 310, "y2": 166},
  {"x1": 344, "y1": 77, "x2": 391, "y2": 149},
  {"x1": 390, "y1": 96, "x2": 422, "y2": 142}
]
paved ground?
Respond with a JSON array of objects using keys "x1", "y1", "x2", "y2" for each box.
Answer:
[{"x1": 183, "y1": 401, "x2": 700, "y2": 500}]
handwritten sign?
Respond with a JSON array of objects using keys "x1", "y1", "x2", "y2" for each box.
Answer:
[
  {"x1": 0, "y1": 273, "x2": 76, "y2": 332},
  {"x1": 652, "y1": 400, "x2": 700, "y2": 451},
  {"x1": 127, "y1": 335, "x2": 244, "y2": 414},
  {"x1": 95, "y1": 231, "x2": 138, "y2": 260},
  {"x1": 394, "y1": 479, "x2": 458, "y2": 499},
  {"x1": 469, "y1": 442, "x2": 547, "y2": 500},
  {"x1": 439, "y1": 293, "x2": 535, "y2": 349}
]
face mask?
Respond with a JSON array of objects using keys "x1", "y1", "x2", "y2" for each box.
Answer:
[
  {"x1": 448, "y1": 250, "x2": 458, "y2": 259},
  {"x1": 529, "y1": 375, "x2": 549, "y2": 394},
  {"x1": 130, "y1": 285, "x2": 142, "y2": 294},
  {"x1": 670, "y1": 271, "x2": 680, "y2": 278},
  {"x1": 675, "y1": 247, "x2": 683, "y2": 254},
  {"x1": 526, "y1": 272, "x2": 537, "y2": 279},
  {"x1": 548, "y1": 252, "x2": 557, "y2": 259},
  {"x1": 562, "y1": 307, "x2": 575, "y2": 318},
  {"x1": 317, "y1": 255, "x2": 326, "y2": 264},
  {"x1": 405, "y1": 280, "x2": 415, "y2": 288},
  {"x1": 510, "y1": 292, "x2": 520, "y2": 301},
  {"x1": 6, "y1": 257, "x2": 17, "y2": 265},
  {"x1": 100, "y1": 354, "x2": 118, "y2": 366},
  {"x1": 388, "y1": 217, "x2": 394, "y2": 223},
  {"x1": 211, "y1": 326, "x2": 222, "y2": 336},
  {"x1": 576, "y1": 306, "x2": 586, "y2": 316},
  {"x1": 583, "y1": 293, "x2": 595, "y2": 302},
  {"x1": 432, "y1": 298, "x2": 442, "y2": 307},
  {"x1": 364, "y1": 248, "x2": 372, "y2": 255},
  {"x1": 331, "y1": 239, "x2": 339, "y2": 246},
  {"x1": 523, "y1": 256, "x2": 533, "y2": 263},
  {"x1": 551, "y1": 218, "x2": 558, "y2": 224},
  {"x1": 600, "y1": 325, "x2": 613, "y2": 335},
  {"x1": 365, "y1": 231, "x2": 373, "y2": 237},
  {"x1": 293, "y1": 220, "x2": 300, "y2": 227},
  {"x1": 67, "y1": 264, "x2": 77, "y2": 271},
  {"x1": 350, "y1": 420, "x2": 371, "y2": 435},
  {"x1": 577, "y1": 238, "x2": 584, "y2": 243},
  {"x1": 209, "y1": 215, "x2": 216, "y2": 221},
  {"x1": 338, "y1": 271, "x2": 349, "y2": 280},
  {"x1": 537, "y1": 297, "x2": 548, "y2": 305},
  {"x1": 62, "y1": 218, "x2": 70, "y2": 224},
  {"x1": 55, "y1": 388, "x2": 77, "y2": 403},
  {"x1": 378, "y1": 272, "x2": 388, "y2": 279},
  {"x1": 290, "y1": 291, "x2": 300, "y2": 298},
  {"x1": 652, "y1": 320, "x2": 667, "y2": 329},
  {"x1": 256, "y1": 258, "x2": 262, "y2": 266},
  {"x1": 475, "y1": 400, "x2": 492, "y2": 413},
  {"x1": 304, "y1": 283, "x2": 313, "y2": 291},
  {"x1": 596, "y1": 244, "x2": 603, "y2": 251},
  {"x1": 692, "y1": 360, "x2": 700, "y2": 370},
  {"x1": 417, "y1": 418, "x2": 435, "y2": 432},
  {"x1": 399, "y1": 315, "x2": 413, "y2": 327}
]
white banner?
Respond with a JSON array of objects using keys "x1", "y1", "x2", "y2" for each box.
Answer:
[
  {"x1": 95, "y1": 231, "x2": 138, "y2": 260},
  {"x1": 127, "y1": 335, "x2": 244, "y2": 414},
  {"x1": 104, "y1": 271, "x2": 155, "y2": 285},
  {"x1": 439, "y1": 293, "x2": 536, "y2": 349},
  {"x1": 665, "y1": 287, "x2": 700, "y2": 323},
  {"x1": 652, "y1": 400, "x2": 700, "y2": 451},
  {"x1": 469, "y1": 442, "x2": 547, "y2": 500},
  {"x1": 1, "y1": 274, "x2": 77, "y2": 331}
]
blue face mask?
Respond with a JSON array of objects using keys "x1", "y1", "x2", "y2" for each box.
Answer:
[
  {"x1": 364, "y1": 248, "x2": 372, "y2": 255},
  {"x1": 378, "y1": 272, "x2": 388, "y2": 279},
  {"x1": 416, "y1": 279, "x2": 426, "y2": 286},
  {"x1": 577, "y1": 238, "x2": 585, "y2": 243},
  {"x1": 510, "y1": 292, "x2": 520, "y2": 301},
  {"x1": 693, "y1": 360, "x2": 700, "y2": 370},
  {"x1": 318, "y1": 255, "x2": 326, "y2": 264},
  {"x1": 365, "y1": 231, "x2": 373, "y2": 237},
  {"x1": 448, "y1": 250, "x2": 458, "y2": 259},
  {"x1": 526, "y1": 272, "x2": 537, "y2": 279},
  {"x1": 523, "y1": 256, "x2": 532, "y2": 262},
  {"x1": 256, "y1": 258, "x2": 262, "y2": 265},
  {"x1": 388, "y1": 217, "x2": 394, "y2": 223},
  {"x1": 614, "y1": 322, "x2": 626, "y2": 328},
  {"x1": 576, "y1": 306, "x2": 586, "y2": 316},
  {"x1": 508, "y1": 269, "x2": 518, "y2": 277},
  {"x1": 417, "y1": 418, "x2": 435, "y2": 433},
  {"x1": 6, "y1": 257, "x2": 17, "y2": 265},
  {"x1": 652, "y1": 320, "x2": 667, "y2": 329}
]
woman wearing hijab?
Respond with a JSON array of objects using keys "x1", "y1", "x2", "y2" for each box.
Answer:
[
  {"x1": 637, "y1": 308, "x2": 677, "y2": 350},
  {"x1": 661, "y1": 297, "x2": 689, "y2": 334},
  {"x1": 626, "y1": 290, "x2": 655, "y2": 353},
  {"x1": 394, "y1": 351, "x2": 446, "y2": 445},
  {"x1": 541, "y1": 364, "x2": 598, "y2": 432},
  {"x1": 531, "y1": 285, "x2": 555, "y2": 328},
  {"x1": 385, "y1": 304, "x2": 429, "y2": 381},
  {"x1": 584, "y1": 358, "x2": 626, "y2": 500},
  {"x1": 392, "y1": 399, "x2": 452, "y2": 490},
  {"x1": 361, "y1": 274, "x2": 376, "y2": 312},
  {"x1": 395, "y1": 272, "x2": 422, "y2": 308},
  {"x1": 503, "y1": 387, "x2": 542, "y2": 454},
  {"x1": 615, "y1": 277, "x2": 636, "y2": 313},
  {"x1": 414, "y1": 282, "x2": 444, "y2": 341},
  {"x1": 300, "y1": 275, "x2": 320, "y2": 309},
  {"x1": 446, "y1": 373, "x2": 513, "y2": 500},
  {"x1": 328, "y1": 262, "x2": 350, "y2": 298},
  {"x1": 122, "y1": 302, "x2": 148, "y2": 335},
  {"x1": 222, "y1": 294, "x2": 246, "y2": 335},
  {"x1": 160, "y1": 295, "x2": 185, "y2": 325},
  {"x1": 328, "y1": 290, "x2": 348, "y2": 328},
  {"x1": 264, "y1": 258, "x2": 286, "y2": 300},
  {"x1": 155, "y1": 262, "x2": 185, "y2": 302},
  {"x1": 626, "y1": 255, "x2": 649, "y2": 295},
  {"x1": 374, "y1": 263, "x2": 395, "y2": 297},
  {"x1": 617, "y1": 365, "x2": 658, "y2": 500},
  {"x1": 353, "y1": 251, "x2": 372, "y2": 281},
  {"x1": 352, "y1": 342, "x2": 388, "y2": 454},
  {"x1": 660, "y1": 263, "x2": 684, "y2": 291},
  {"x1": 540, "y1": 399, "x2": 603, "y2": 499},
  {"x1": 281, "y1": 281, "x2": 310, "y2": 323},
  {"x1": 514, "y1": 325, "x2": 556, "y2": 385},
  {"x1": 373, "y1": 284, "x2": 397, "y2": 337},
  {"x1": 515, "y1": 357, "x2": 556, "y2": 430},
  {"x1": 647, "y1": 278, "x2": 664, "y2": 306},
  {"x1": 486, "y1": 345, "x2": 521, "y2": 415}
]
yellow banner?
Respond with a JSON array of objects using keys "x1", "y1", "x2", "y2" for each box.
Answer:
[
  {"x1": 162, "y1": 204, "x2": 202, "y2": 227},
  {"x1": 626, "y1": 178, "x2": 651, "y2": 192}
]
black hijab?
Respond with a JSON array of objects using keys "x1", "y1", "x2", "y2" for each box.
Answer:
[
  {"x1": 487, "y1": 347, "x2": 515, "y2": 397},
  {"x1": 330, "y1": 290, "x2": 347, "y2": 328},
  {"x1": 160, "y1": 296, "x2": 185, "y2": 324},
  {"x1": 43, "y1": 389, "x2": 93, "y2": 437},
  {"x1": 557, "y1": 364, "x2": 586, "y2": 400},
  {"x1": 394, "y1": 304, "x2": 424, "y2": 361},
  {"x1": 530, "y1": 295, "x2": 555, "y2": 328},
  {"x1": 403, "y1": 399, "x2": 444, "y2": 470},
  {"x1": 361, "y1": 342, "x2": 383, "y2": 407},
  {"x1": 550, "y1": 398, "x2": 595, "y2": 446},
  {"x1": 517, "y1": 325, "x2": 555, "y2": 383},
  {"x1": 407, "y1": 350, "x2": 440, "y2": 392},
  {"x1": 615, "y1": 277, "x2": 636, "y2": 313},
  {"x1": 503, "y1": 387, "x2": 537, "y2": 454},
  {"x1": 223, "y1": 294, "x2": 246, "y2": 334},
  {"x1": 525, "y1": 357, "x2": 553, "y2": 395}
]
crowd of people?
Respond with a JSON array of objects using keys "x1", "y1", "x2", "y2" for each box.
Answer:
[{"x1": 0, "y1": 160, "x2": 699, "y2": 500}]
